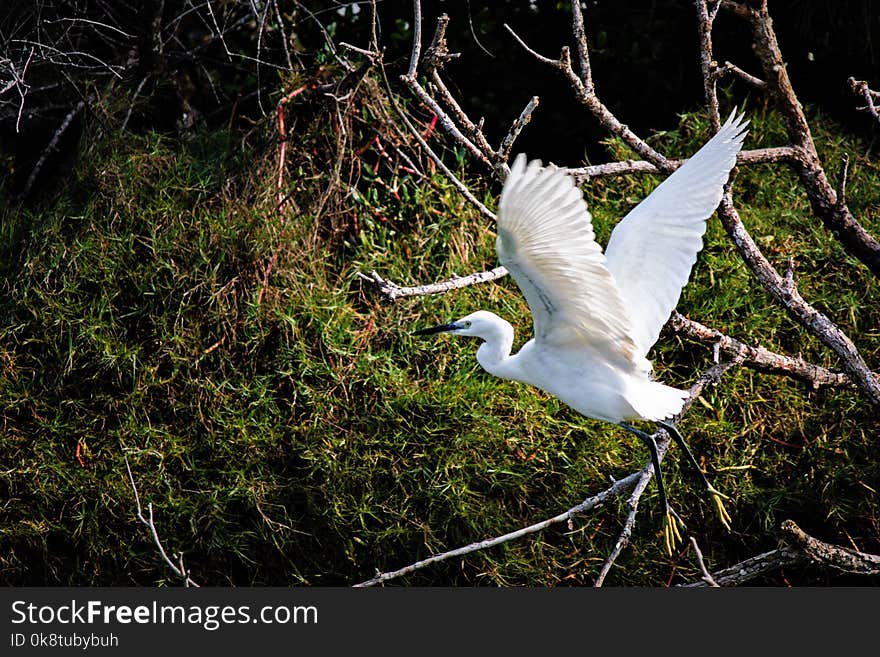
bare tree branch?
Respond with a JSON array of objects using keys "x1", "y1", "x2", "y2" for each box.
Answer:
[
  {"x1": 569, "y1": 0, "x2": 594, "y2": 92},
  {"x1": 21, "y1": 98, "x2": 85, "y2": 198},
  {"x1": 713, "y1": 61, "x2": 766, "y2": 89},
  {"x1": 682, "y1": 520, "x2": 880, "y2": 586},
  {"x1": 689, "y1": 536, "x2": 721, "y2": 586},
  {"x1": 124, "y1": 456, "x2": 199, "y2": 587},
  {"x1": 695, "y1": 1, "x2": 880, "y2": 405},
  {"x1": 353, "y1": 471, "x2": 641, "y2": 587},
  {"x1": 716, "y1": 191, "x2": 880, "y2": 404},
  {"x1": 781, "y1": 519, "x2": 880, "y2": 576},
  {"x1": 667, "y1": 311, "x2": 862, "y2": 390},
  {"x1": 848, "y1": 77, "x2": 880, "y2": 125},
  {"x1": 504, "y1": 23, "x2": 673, "y2": 172},
  {"x1": 725, "y1": 1, "x2": 880, "y2": 277},
  {"x1": 569, "y1": 146, "x2": 797, "y2": 183},
  {"x1": 497, "y1": 95, "x2": 540, "y2": 163},
  {"x1": 357, "y1": 267, "x2": 508, "y2": 301}
]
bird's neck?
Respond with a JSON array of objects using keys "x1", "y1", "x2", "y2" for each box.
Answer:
[{"x1": 475, "y1": 319, "x2": 515, "y2": 377}]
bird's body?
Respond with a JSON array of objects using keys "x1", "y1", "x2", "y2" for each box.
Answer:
[
  {"x1": 415, "y1": 111, "x2": 748, "y2": 545},
  {"x1": 469, "y1": 311, "x2": 684, "y2": 423}
]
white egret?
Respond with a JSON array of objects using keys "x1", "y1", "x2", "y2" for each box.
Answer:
[{"x1": 415, "y1": 111, "x2": 748, "y2": 551}]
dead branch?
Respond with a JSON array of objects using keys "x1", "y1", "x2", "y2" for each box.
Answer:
[
  {"x1": 696, "y1": 1, "x2": 880, "y2": 405},
  {"x1": 723, "y1": 1, "x2": 880, "y2": 277},
  {"x1": 682, "y1": 519, "x2": 880, "y2": 586},
  {"x1": 377, "y1": 58, "x2": 495, "y2": 221},
  {"x1": 504, "y1": 23, "x2": 672, "y2": 172},
  {"x1": 357, "y1": 267, "x2": 508, "y2": 301},
  {"x1": 848, "y1": 77, "x2": 880, "y2": 125},
  {"x1": 21, "y1": 98, "x2": 85, "y2": 198},
  {"x1": 716, "y1": 191, "x2": 880, "y2": 405},
  {"x1": 781, "y1": 519, "x2": 880, "y2": 576},
  {"x1": 569, "y1": 146, "x2": 797, "y2": 183},
  {"x1": 353, "y1": 471, "x2": 641, "y2": 587},
  {"x1": 713, "y1": 61, "x2": 766, "y2": 89},
  {"x1": 667, "y1": 311, "x2": 860, "y2": 390},
  {"x1": 680, "y1": 545, "x2": 806, "y2": 586},
  {"x1": 689, "y1": 537, "x2": 721, "y2": 586},
  {"x1": 124, "y1": 456, "x2": 199, "y2": 587},
  {"x1": 497, "y1": 95, "x2": 541, "y2": 164}
]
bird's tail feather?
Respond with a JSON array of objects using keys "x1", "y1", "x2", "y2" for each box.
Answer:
[{"x1": 630, "y1": 380, "x2": 689, "y2": 422}]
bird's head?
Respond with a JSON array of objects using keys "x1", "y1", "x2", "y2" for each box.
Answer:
[{"x1": 412, "y1": 310, "x2": 503, "y2": 339}]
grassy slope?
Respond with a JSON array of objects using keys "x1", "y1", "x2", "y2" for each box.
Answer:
[{"x1": 1, "y1": 86, "x2": 878, "y2": 586}]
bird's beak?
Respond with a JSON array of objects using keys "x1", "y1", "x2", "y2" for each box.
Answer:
[{"x1": 412, "y1": 321, "x2": 462, "y2": 336}]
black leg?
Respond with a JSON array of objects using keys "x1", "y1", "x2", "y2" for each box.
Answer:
[
  {"x1": 619, "y1": 422, "x2": 669, "y2": 514},
  {"x1": 657, "y1": 420, "x2": 711, "y2": 490},
  {"x1": 619, "y1": 422, "x2": 684, "y2": 553},
  {"x1": 657, "y1": 420, "x2": 732, "y2": 530}
]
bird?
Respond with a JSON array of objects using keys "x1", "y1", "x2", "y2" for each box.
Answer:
[{"x1": 414, "y1": 111, "x2": 748, "y2": 552}]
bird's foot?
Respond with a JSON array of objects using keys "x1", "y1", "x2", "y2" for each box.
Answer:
[
  {"x1": 707, "y1": 484, "x2": 732, "y2": 531},
  {"x1": 662, "y1": 507, "x2": 686, "y2": 556}
]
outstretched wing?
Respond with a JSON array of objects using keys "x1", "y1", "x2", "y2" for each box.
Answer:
[
  {"x1": 604, "y1": 111, "x2": 748, "y2": 357},
  {"x1": 497, "y1": 154, "x2": 639, "y2": 367}
]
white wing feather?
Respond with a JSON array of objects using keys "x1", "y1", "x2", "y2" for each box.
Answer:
[
  {"x1": 497, "y1": 154, "x2": 639, "y2": 367},
  {"x1": 604, "y1": 111, "x2": 748, "y2": 357}
]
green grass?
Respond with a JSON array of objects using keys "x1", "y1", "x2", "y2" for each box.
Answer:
[{"x1": 1, "y1": 83, "x2": 878, "y2": 586}]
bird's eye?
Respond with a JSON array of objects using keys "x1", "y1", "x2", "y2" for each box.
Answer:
[{"x1": 462, "y1": 320, "x2": 472, "y2": 328}]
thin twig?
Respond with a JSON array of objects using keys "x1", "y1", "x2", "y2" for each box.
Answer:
[
  {"x1": 21, "y1": 98, "x2": 85, "y2": 198},
  {"x1": 497, "y1": 95, "x2": 540, "y2": 164},
  {"x1": 848, "y1": 77, "x2": 880, "y2": 125},
  {"x1": 354, "y1": 472, "x2": 642, "y2": 587},
  {"x1": 569, "y1": 146, "x2": 797, "y2": 183},
  {"x1": 695, "y1": 0, "x2": 722, "y2": 131},
  {"x1": 690, "y1": 536, "x2": 720, "y2": 586},
  {"x1": 357, "y1": 267, "x2": 508, "y2": 301},
  {"x1": 124, "y1": 456, "x2": 199, "y2": 587},
  {"x1": 407, "y1": 0, "x2": 423, "y2": 78},
  {"x1": 836, "y1": 153, "x2": 849, "y2": 212},
  {"x1": 379, "y1": 58, "x2": 494, "y2": 220},
  {"x1": 569, "y1": 0, "x2": 594, "y2": 91},
  {"x1": 714, "y1": 61, "x2": 766, "y2": 88}
]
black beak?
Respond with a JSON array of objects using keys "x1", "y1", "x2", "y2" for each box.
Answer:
[{"x1": 412, "y1": 321, "x2": 461, "y2": 336}]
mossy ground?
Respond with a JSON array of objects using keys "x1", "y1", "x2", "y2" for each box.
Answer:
[{"x1": 1, "y1": 78, "x2": 878, "y2": 586}]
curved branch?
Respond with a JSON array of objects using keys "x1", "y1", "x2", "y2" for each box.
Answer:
[
  {"x1": 725, "y1": 1, "x2": 880, "y2": 276},
  {"x1": 667, "y1": 311, "x2": 860, "y2": 390},
  {"x1": 682, "y1": 519, "x2": 880, "y2": 586},
  {"x1": 504, "y1": 23, "x2": 672, "y2": 172},
  {"x1": 848, "y1": 77, "x2": 880, "y2": 125},
  {"x1": 716, "y1": 191, "x2": 880, "y2": 404},
  {"x1": 353, "y1": 471, "x2": 642, "y2": 587}
]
